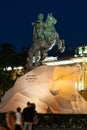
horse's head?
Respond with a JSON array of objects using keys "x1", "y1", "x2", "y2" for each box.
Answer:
[{"x1": 46, "y1": 13, "x2": 57, "y2": 26}]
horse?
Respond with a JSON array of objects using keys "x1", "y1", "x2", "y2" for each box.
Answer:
[{"x1": 28, "y1": 13, "x2": 65, "y2": 70}]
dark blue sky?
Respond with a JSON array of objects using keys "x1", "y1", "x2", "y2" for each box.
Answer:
[{"x1": 0, "y1": 0, "x2": 87, "y2": 51}]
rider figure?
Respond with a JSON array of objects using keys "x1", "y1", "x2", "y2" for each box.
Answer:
[
  {"x1": 28, "y1": 13, "x2": 65, "y2": 70},
  {"x1": 32, "y1": 13, "x2": 45, "y2": 41}
]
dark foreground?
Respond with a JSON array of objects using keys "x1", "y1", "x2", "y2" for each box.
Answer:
[{"x1": 0, "y1": 114, "x2": 87, "y2": 128}]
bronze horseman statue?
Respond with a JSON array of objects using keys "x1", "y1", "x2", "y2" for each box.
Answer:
[{"x1": 28, "y1": 13, "x2": 65, "y2": 70}]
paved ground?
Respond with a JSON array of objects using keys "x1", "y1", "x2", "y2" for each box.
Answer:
[{"x1": 35, "y1": 128, "x2": 86, "y2": 130}]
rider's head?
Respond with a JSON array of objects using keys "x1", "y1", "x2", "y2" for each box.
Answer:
[{"x1": 38, "y1": 13, "x2": 44, "y2": 21}]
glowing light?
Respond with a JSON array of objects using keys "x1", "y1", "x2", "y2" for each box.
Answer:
[
  {"x1": 75, "y1": 81, "x2": 83, "y2": 91},
  {"x1": 6, "y1": 67, "x2": 12, "y2": 71},
  {"x1": 14, "y1": 66, "x2": 23, "y2": 70},
  {"x1": 17, "y1": 66, "x2": 23, "y2": 70},
  {"x1": 83, "y1": 46, "x2": 87, "y2": 54},
  {"x1": 44, "y1": 58, "x2": 83, "y2": 66},
  {"x1": 43, "y1": 56, "x2": 57, "y2": 62},
  {"x1": 3, "y1": 66, "x2": 23, "y2": 71}
]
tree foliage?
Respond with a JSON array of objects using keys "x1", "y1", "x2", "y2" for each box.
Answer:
[
  {"x1": 0, "y1": 69, "x2": 15, "y2": 100},
  {"x1": 0, "y1": 43, "x2": 16, "y2": 68},
  {"x1": 0, "y1": 43, "x2": 29, "y2": 100},
  {"x1": 0, "y1": 43, "x2": 29, "y2": 68}
]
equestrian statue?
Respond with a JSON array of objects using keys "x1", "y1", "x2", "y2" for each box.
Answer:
[{"x1": 28, "y1": 13, "x2": 65, "y2": 70}]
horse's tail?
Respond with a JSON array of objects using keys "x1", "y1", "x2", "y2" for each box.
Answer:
[{"x1": 60, "y1": 40, "x2": 65, "y2": 53}]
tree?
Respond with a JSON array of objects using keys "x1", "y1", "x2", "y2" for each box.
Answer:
[
  {"x1": 0, "y1": 43, "x2": 29, "y2": 100},
  {"x1": 0, "y1": 69, "x2": 15, "y2": 100},
  {"x1": 0, "y1": 43, "x2": 16, "y2": 69}
]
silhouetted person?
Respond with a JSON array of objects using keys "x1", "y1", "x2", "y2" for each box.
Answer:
[
  {"x1": 0, "y1": 126, "x2": 7, "y2": 130},
  {"x1": 16, "y1": 107, "x2": 24, "y2": 130},
  {"x1": 31, "y1": 103, "x2": 38, "y2": 130},
  {"x1": 5, "y1": 111, "x2": 23, "y2": 130},
  {"x1": 22, "y1": 102, "x2": 35, "y2": 130}
]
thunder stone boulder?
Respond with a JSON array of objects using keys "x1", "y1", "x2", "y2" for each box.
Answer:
[{"x1": 0, "y1": 65, "x2": 87, "y2": 113}]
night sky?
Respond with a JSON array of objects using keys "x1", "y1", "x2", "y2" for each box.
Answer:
[{"x1": 0, "y1": 0, "x2": 87, "y2": 51}]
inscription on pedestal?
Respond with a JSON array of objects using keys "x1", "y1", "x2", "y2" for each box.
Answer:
[{"x1": 25, "y1": 74, "x2": 37, "y2": 82}]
